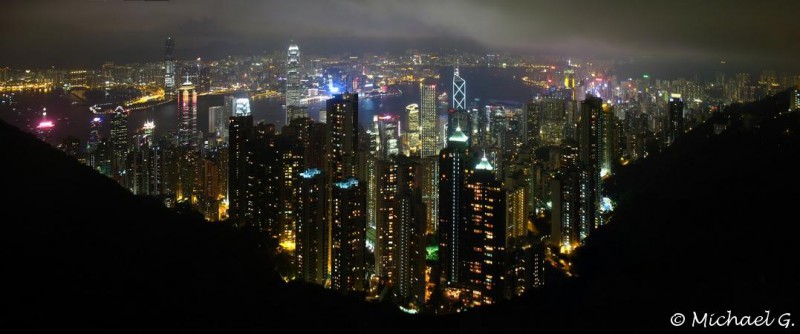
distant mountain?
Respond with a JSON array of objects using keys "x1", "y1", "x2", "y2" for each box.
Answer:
[{"x1": 1, "y1": 91, "x2": 797, "y2": 333}]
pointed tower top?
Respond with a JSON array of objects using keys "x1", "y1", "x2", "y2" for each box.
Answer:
[{"x1": 475, "y1": 151, "x2": 494, "y2": 170}]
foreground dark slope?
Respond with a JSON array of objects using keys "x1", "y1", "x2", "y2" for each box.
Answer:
[
  {"x1": 0, "y1": 120, "x2": 405, "y2": 332},
  {"x1": 2, "y1": 91, "x2": 798, "y2": 333}
]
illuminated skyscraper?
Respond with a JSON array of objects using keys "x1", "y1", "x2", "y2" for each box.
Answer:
[
  {"x1": 667, "y1": 94, "x2": 684, "y2": 146},
  {"x1": 143, "y1": 120, "x2": 155, "y2": 147},
  {"x1": 277, "y1": 135, "x2": 304, "y2": 257},
  {"x1": 327, "y1": 93, "x2": 359, "y2": 179},
  {"x1": 464, "y1": 154, "x2": 506, "y2": 305},
  {"x1": 35, "y1": 111, "x2": 54, "y2": 144},
  {"x1": 420, "y1": 82, "x2": 438, "y2": 158},
  {"x1": 437, "y1": 126, "x2": 470, "y2": 285},
  {"x1": 295, "y1": 168, "x2": 328, "y2": 285},
  {"x1": 577, "y1": 95, "x2": 611, "y2": 233},
  {"x1": 372, "y1": 115, "x2": 401, "y2": 159},
  {"x1": 405, "y1": 104, "x2": 420, "y2": 156},
  {"x1": 421, "y1": 157, "x2": 439, "y2": 235},
  {"x1": 286, "y1": 44, "x2": 303, "y2": 108},
  {"x1": 228, "y1": 104, "x2": 255, "y2": 227},
  {"x1": 376, "y1": 159, "x2": 399, "y2": 282},
  {"x1": 331, "y1": 178, "x2": 367, "y2": 294},
  {"x1": 177, "y1": 79, "x2": 198, "y2": 148},
  {"x1": 446, "y1": 108, "x2": 472, "y2": 147},
  {"x1": 208, "y1": 106, "x2": 227, "y2": 143},
  {"x1": 505, "y1": 186, "x2": 528, "y2": 246},
  {"x1": 396, "y1": 158, "x2": 427, "y2": 305},
  {"x1": 110, "y1": 106, "x2": 128, "y2": 181},
  {"x1": 452, "y1": 65, "x2": 466, "y2": 110},
  {"x1": 286, "y1": 105, "x2": 309, "y2": 125},
  {"x1": 164, "y1": 37, "x2": 176, "y2": 96}
]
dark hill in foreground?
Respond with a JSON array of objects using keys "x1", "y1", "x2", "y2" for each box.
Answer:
[{"x1": 1, "y1": 91, "x2": 798, "y2": 333}]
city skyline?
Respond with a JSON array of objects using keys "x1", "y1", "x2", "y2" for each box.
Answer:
[{"x1": 1, "y1": 1, "x2": 798, "y2": 331}]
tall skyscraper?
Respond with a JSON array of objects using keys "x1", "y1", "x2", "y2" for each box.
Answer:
[
  {"x1": 667, "y1": 94, "x2": 684, "y2": 145},
  {"x1": 164, "y1": 37, "x2": 176, "y2": 96},
  {"x1": 286, "y1": 105, "x2": 309, "y2": 125},
  {"x1": 227, "y1": 104, "x2": 255, "y2": 227},
  {"x1": 420, "y1": 82, "x2": 438, "y2": 158},
  {"x1": 371, "y1": 115, "x2": 401, "y2": 160},
  {"x1": 577, "y1": 95, "x2": 611, "y2": 233},
  {"x1": 110, "y1": 106, "x2": 128, "y2": 182},
  {"x1": 277, "y1": 135, "x2": 304, "y2": 257},
  {"x1": 35, "y1": 111, "x2": 54, "y2": 145},
  {"x1": 405, "y1": 103, "x2": 420, "y2": 156},
  {"x1": 452, "y1": 65, "x2": 466, "y2": 110},
  {"x1": 327, "y1": 93, "x2": 359, "y2": 179},
  {"x1": 396, "y1": 157, "x2": 427, "y2": 305},
  {"x1": 143, "y1": 120, "x2": 155, "y2": 147},
  {"x1": 376, "y1": 159, "x2": 399, "y2": 282},
  {"x1": 438, "y1": 126, "x2": 470, "y2": 285},
  {"x1": 208, "y1": 106, "x2": 229, "y2": 144},
  {"x1": 177, "y1": 79, "x2": 198, "y2": 149},
  {"x1": 331, "y1": 178, "x2": 367, "y2": 294},
  {"x1": 286, "y1": 44, "x2": 303, "y2": 107},
  {"x1": 295, "y1": 168, "x2": 328, "y2": 285},
  {"x1": 464, "y1": 154, "x2": 506, "y2": 305},
  {"x1": 446, "y1": 108, "x2": 472, "y2": 147}
]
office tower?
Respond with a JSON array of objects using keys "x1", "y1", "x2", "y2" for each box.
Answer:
[
  {"x1": 464, "y1": 154, "x2": 506, "y2": 305},
  {"x1": 535, "y1": 98, "x2": 568, "y2": 146},
  {"x1": 550, "y1": 166, "x2": 581, "y2": 254},
  {"x1": 420, "y1": 82, "x2": 438, "y2": 158},
  {"x1": 355, "y1": 152, "x2": 378, "y2": 255},
  {"x1": 228, "y1": 106, "x2": 255, "y2": 227},
  {"x1": 405, "y1": 104, "x2": 420, "y2": 156},
  {"x1": 508, "y1": 237, "x2": 545, "y2": 297},
  {"x1": 327, "y1": 93, "x2": 359, "y2": 179},
  {"x1": 257, "y1": 123, "x2": 280, "y2": 234},
  {"x1": 305, "y1": 122, "x2": 328, "y2": 171},
  {"x1": 35, "y1": 112, "x2": 54, "y2": 144},
  {"x1": 286, "y1": 105, "x2": 309, "y2": 125},
  {"x1": 110, "y1": 106, "x2": 128, "y2": 182},
  {"x1": 164, "y1": 37, "x2": 175, "y2": 96},
  {"x1": 93, "y1": 138, "x2": 112, "y2": 177},
  {"x1": 198, "y1": 157, "x2": 221, "y2": 220},
  {"x1": 488, "y1": 106, "x2": 507, "y2": 148},
  {"x1": 295, "y1": 168, "x2": 328, "y2": 285},
  {"x1": 277, "y1": 135, "x2": 304, "y2": 255},
  {"x1": 577, "y1": 95, "x2": 610, "y2": 234},
  {"x1": 396, "y1": 157, "x2": 426, "y2": 304},
  {"x1": 177, "y1": 79, "x2": 198, "y2": 149},
  {"x1": 372, "y1": 115, "x2": 402, "y2": 160},
  {"x1": 208, "y1": 106, "x2": 227, "y2": 143},
  {"x1": 522, "y1": 101, "x2": 540, "y2": 147},
  {"x1": 506, "y1": 186, "x2": 528, "y2": 247},
  {"x1": 421, "y1": 157, "x2": 439, "y2": 235},
  {"x1": 143, "y1": 120, "x2": 155, "y2": 147},
  {"x1": 667, "y1": 94, "x2": 684, "y2": 145},
  {"x1": 446, "y1": 108, "x2": 472, "y2": 147},
  {"x1": 376, "y1": 159, "x2": 399, "y2": 283},
  {"x1": 437, "y1": 126, "x2": 470, "y2": 285},
  {"x1": 286, "y1": 44, "x2": 303, "y2": 107},
  {"x1": 331, "y1": 178, "x2": 367, "y2": 294},
  {"x1": 87, "y1": 117, "x2": 102, "y2": 157},
  {"x1": 452, "y1": 65, "x2": 466, "y2": 110}
]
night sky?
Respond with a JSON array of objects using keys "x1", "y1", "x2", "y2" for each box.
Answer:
[{"x1": 1, "y1": 0, "x2": 799, "y2": 70}]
